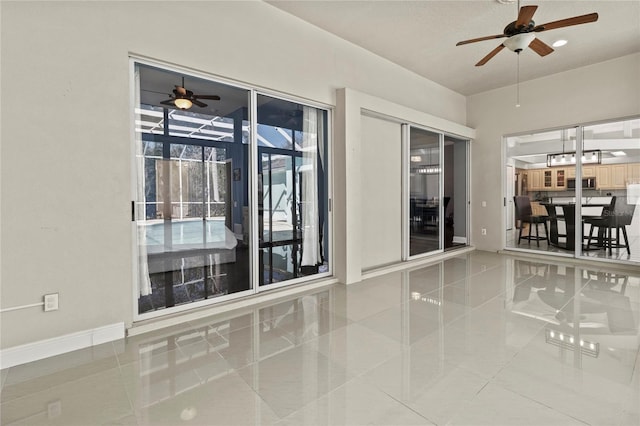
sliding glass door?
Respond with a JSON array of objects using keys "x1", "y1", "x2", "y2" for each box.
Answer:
[
  {"x1": 504, "y1": 117, "x2": 639, "y2": 266},
  {"x1": 578, "y1": 118, "x2": 640, "y2": 263},
  {"x1": 256, "y1": 94, "x2": 329, "y2": 289},
  {"x1": 404, "y1": 125, "x2": 469, "y2": 258},
  {"x1": 133, "y1": 62, "x2": 330, "y2": 319},
  {"x1": 407, "y1": 127, "x2": 442, "y2": 256}
]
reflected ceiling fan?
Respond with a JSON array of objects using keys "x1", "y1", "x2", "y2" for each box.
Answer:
[
  {"x1": 160, "y1": 77, "x2": 221, "y2": 110},
  {"x1": 456, "y1": 3, "x2": 598, "y2": 66}
]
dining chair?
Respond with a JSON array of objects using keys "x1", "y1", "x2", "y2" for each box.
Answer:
[
  {"x1": 585, "y1": 197, "x2": 635, "y2": 255},
  {"x1": 514, "y1": 196, "x2": 549, "y2": 246}
]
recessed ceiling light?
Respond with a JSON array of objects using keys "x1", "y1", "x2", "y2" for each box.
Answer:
[
  {"x1": 552, "y1": 39, "x2": 568, "y2": 47},
  {"x1": 611, "y1": 151, "x2": 627, "y2": 156}
]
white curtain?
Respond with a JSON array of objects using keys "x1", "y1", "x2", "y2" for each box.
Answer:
[
  {"x1": 301, "y1": 106, "x2": 323, "y2": 266},
  {"x1": 135, "y1": 68, "x2": 152, "y2": 297}
]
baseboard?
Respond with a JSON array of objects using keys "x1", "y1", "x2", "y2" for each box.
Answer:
[
  {"x1": 0, "y1": 322, "x2": 125, "y2": 369},
  {"x1": 361, "y1": 246, "x2": 475, "y2": 281}
]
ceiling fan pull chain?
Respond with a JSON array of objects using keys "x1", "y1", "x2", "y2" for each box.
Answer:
[{"x1": 516, "y1": 53, "x2": 521, "y2": 107}]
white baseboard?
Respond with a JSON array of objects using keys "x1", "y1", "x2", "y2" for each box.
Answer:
[
  {"x1": 361, "y1": 246, "x2": 475, "y2": 281},
  {"x1": 0, "y1": 322, "x2": 125, "y2": 369}
]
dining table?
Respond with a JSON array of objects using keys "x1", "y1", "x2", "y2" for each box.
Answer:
[{"x1": 541, "y1": 202, "x2": 611, "y2": 251}]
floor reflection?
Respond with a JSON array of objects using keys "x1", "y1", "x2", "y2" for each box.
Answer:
[{"x1": 1, "y1": 252, "x2": 638, "y2": 425}]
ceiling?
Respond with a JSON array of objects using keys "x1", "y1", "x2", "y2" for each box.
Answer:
[{"x1": 266, "y1": 0, "x2": 640, "y2": 96}]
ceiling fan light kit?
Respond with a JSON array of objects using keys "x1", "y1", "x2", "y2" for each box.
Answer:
[
  {"x1": 160, "y1": 76, "x2": 221, "y2": 110},
  {"x1": 174, "y1": 98, "x2": 193, "y2": 110},
  {"x1": 503, "y1": 32, "x2": 536, "y2": 52}
]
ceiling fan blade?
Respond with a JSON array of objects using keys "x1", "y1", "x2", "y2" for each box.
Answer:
[
  {"x1": 529, "y1": 38, "x2": 554, "y2": 57},
  {"x1": 475, "y1": 44, "x2": 505, "y2": 66},
  {"x1": 192, "y1": 99, "x2": 208, "y2": 108},
  {"x1": 516, "y1": 5, "x2": 538, "y2": 28},
  {"x1": 194, "y1": 95, "x2": 221, "y2": 100},
  {"x1": 456, "y1": 34, "x2": 506, "y2": 46},
  {"x1": 533, "y1": 13, "x2": 598, "y2": 32},
  {"x1": 160, "y1": 99, "x2": 175, "y2": 106}
]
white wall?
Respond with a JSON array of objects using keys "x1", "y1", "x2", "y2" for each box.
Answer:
[
  {"x1": 360, "y1": 115, "x2": 402, "y2": 270},
  {"x1": 0, "y1": 1, "x2": 467, "y2": 349},
  {"x1": 467, "y1": 53, "x2": 640, "y2": 251}
]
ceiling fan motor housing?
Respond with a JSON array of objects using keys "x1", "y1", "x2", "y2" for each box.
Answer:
[{"x1": 504, "y1": 20, "x2": 535, "y2": 36}]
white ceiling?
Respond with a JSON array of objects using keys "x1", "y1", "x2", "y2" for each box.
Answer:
[{"x1": 266, "y1": 0, "x2": 640, "y2": 96}]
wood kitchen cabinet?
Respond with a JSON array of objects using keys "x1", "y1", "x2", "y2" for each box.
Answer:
[
  {"x1": 628, "y1": 163, "x2": 640, "y2": 182},
  {"x1": 596, "y1": 165, "x2": 611, "y2": 189},
  {"x1": 528, "y1": 170, "x2": 543, "y2": 190},
  {"x1": 583, "y1": 166, "x2": 596, "y2": 177},
  {"x1": 555, "y1": 169, "x2": 566, "y2": 189},
  {"x1": 543, "y1": 170, "x2": 553, "y2": 189},
  {"x1": 526, "y1": 164, "x2": 639, "y2": 191},
  {"x1": 594, "y1": 163, "x2": 638, "y2": 189},
  {"x1": 567, "y1": 166, "x2": 595, "y2": 178},
  {"x1": 610, "y1": 164, "x2": 627, "y2": 189}
]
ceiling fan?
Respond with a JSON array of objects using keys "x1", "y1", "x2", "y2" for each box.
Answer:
[
  {"x1": 456, "y1": 4, "x2": 598, "y2": 66},
  {"x1": 160, "y1": 77, "x2": 221, "y2": 110}
]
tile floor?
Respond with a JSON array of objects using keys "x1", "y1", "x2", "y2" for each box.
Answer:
[{"x1": 1, "y1": 251, "x2": 639, "y2": 425}]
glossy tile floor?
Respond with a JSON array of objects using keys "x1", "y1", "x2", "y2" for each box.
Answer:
[{"x1": 2, "y1": 251, "x2": 639, "y2": 425}]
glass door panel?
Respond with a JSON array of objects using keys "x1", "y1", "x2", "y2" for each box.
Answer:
[
  {"x1": 504, "y1": 128, "x2": 576, "y2": 253},
  {"x1": 256, "y1": 94, "x2": 329, "y2": 287},
  {"x1": 409, "y1": 127, "x2": 442, "y2": 256},
  {"x1": 135, "y1": 63, "x2": 250, "y2": 316},
  {"x1": 443, "y1": 135, "x2": 469, "y2": 251},
  {"x1": 579, "y1": 118, "x2": 640, "y2": 263}
]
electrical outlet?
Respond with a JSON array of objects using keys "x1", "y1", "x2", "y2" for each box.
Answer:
[
  {"x1": 44, "y1": 293, "x2": 59, "y2": 312},
  {"x1": 481, "y1": 228, "x2": 487, "y2": 235},
  {"x1": 482, "y1": 201, "x2": 487, "y2": 207}
]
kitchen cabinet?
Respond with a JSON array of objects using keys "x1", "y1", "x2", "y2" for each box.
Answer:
[
  {"x1": 528, "y1": 170, "x2": 543, "y2": 191},
  {"x1": 596, "y1": 165, "x2": 611, "y2": 189},
  {"x1": 525, "y1": 164, "x2": 640, "y2": 191},
  {"x1": 610, "y1": 164, "x2": 627, "y2": 189},
  {"x1": 543, "y1": 170, "x2": 553, "y2": 189},
  {"x1": 593, "y1": 163, "x2": 639, "y2": 189},
  {"x1": 555, "y1": 169, "x2": 566, "y2": 189},
  {"x1": 628, "y1": 163, "x2": 640, "y2": 182},
  {"x1": 567, "y1": 166, "x2": 596, "y2": 178}
]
